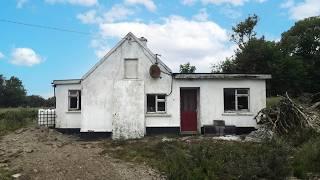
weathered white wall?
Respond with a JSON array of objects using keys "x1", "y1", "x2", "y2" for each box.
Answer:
[
  {"x1": 81, "y1": 36, "x2": 171, "y2": 135},
  {"x1": 112, "y1": 80, "x2": 145, "y2": 139},
  {"x1": 55, "y1": 83, "x2": 81, "y2": 128},
  {"x1": 145, "y1": 79, "x2": 266, "y2": 128}
]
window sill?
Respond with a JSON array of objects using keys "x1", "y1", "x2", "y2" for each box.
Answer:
[
  {"x1": 222, "y1": 112, "x2": 254, "y2": 116},
  {"x1": 66, "y1": 110, "x2": 81, "y2": 113},
  {"x1": 145, "y1": 113, "x2": 171, "y2": 117}
]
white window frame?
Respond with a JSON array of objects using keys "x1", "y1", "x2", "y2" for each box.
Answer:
[
  {"x1": 68, "y1": 90, "x2": 81, "y2": 111},
  {"x1": 146, "y1": 94, "x2": 166, "y2": 113},
  {"x1": 224, "y1": 88, "x2": 250, "y2": 112}
]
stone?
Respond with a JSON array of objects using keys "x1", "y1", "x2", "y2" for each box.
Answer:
[
  {"x1": 24, "y1": 148, "x2": 33, "y2": 153},
  {"x1": 12, "y1": 173, "x2": 22, "y2": 178},
  {"x1": 161, "y1": 137, "x2": 173, "y2": 142},
  {"x1": 15, "y1": 128, "x2": 26, "y2": 134},
  {"x1": 0, "y1": 158, "x2": 10, "y2": 163},
  {"x1": 0, "y1": 163, "x2": 8, "y2": 168}
]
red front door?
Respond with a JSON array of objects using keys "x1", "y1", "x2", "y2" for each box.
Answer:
[{"x1": 180, "y1": 89, "x2": 198, "y2": 133}]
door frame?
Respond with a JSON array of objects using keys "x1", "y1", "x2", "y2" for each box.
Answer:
[{"x1": 180, "y1": 87, "x2": 200, "y2": 134}]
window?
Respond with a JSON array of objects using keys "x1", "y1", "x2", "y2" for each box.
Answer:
[
  {"x1": 68, "y1": 90, "x2": 81, "y2": 111},
  {"x1": 124, "y1": 58, "x2": 138, "y2": 79},
  {"x1": 224, "y1": 88, "x2": 249, "y2": 112},
  {"x1": 147, "y1": 94, "x2": 166, "y2": 113}
]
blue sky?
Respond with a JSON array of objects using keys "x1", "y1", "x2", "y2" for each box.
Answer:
[{"x1": 0, "y1": 0, "x2": 319, "y2": 98}]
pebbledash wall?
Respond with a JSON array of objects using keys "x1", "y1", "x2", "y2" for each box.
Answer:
[{"x1": 53, "y1": 32, "x2": 269, "y2": 139}]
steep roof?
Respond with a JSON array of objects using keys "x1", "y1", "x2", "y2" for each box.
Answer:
[{"x1": 82, "y1": 32, "x2": 172, "y2": 79}]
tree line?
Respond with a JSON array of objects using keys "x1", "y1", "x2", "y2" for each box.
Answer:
[
  {"x1": 0, "y1": 75, "x2": 55, "y2": 108},
  {"x1": 181, "y1": 15, "x2": 320, "y2": 96},
  {"x1": 214, "y1": 15, "x2": 320, "y2": 96}
]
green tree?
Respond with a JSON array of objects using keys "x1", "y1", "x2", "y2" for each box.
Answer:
[
  {"x1": 46, "y1": 97, "x2": 56, "y2": 107},
  {"x1": 231, "y1": 14, "x2": 258, "y2": 48},
  {"x1": 0, "y1": 75, "x2": 5, "y2": 106},
  {"x1": 212, "y1": 15, "x2": 312, "y2": 95},
  {"x1": 280, "y1": 16, "x2": 320, "y2": 92},
  {"x1": 25, "y1": 95, "x2": 46, "y2": 107},
  {"x1": 2, "y1": 76, "x2": 26, "y2": 107},
  {"x1": 180, "y1": 62, "x2": 196, "y2": 73}
]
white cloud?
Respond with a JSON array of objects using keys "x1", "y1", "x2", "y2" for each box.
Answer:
[
  {"x1": 17, "y1": 0, "x2": 28, "y2": 8},
  {"x1": 181, "y1": 0, "x2": 197, "y2": 5},
  {"x1": 90, "y1": 39, "x2": 111, "y2": 58},
  {"x1": 0, "y1": 52, "x2": 4, "y2": 59},
  {"x1": 280, "y1": 0, "x2": 294, "y2": 8},
  {"x1": 193, "y1": 8, "x2": 209, "y2": 21},
  {"x1": 103, "y1": 4, "x2": 135, "y2": 22},
  {"x1": 282, "y1": 0, "x2": 320, "y2": 20},
  {"x1": 45, "y1": 0, "x2": 98, "y2": 6},
  {"x1": 125, "y1": 0, "x2": 156, "y2": 12},
  {"x1": 98, "y1": 16, "x2": 235, "y2": 72},
  {"x1": 255, "y1": 0, "x2": 267, "y2": 2},
  {"x1": 10, "y1": 48, "x2": 43, "y2": 66},
  {"x1": 77, "y1": 4, "x2": 134, "y2": 24},
  {"x1": 202, "y1": 0, "x2": 249, "y2": 6},
  {"x1": 182, "y1": 0, "x2": 266, "y2": 6},
  {"x1": 77, "y1": 10, "x2": 101, "y2": 24}
]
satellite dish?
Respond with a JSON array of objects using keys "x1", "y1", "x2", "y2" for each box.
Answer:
[{"x1": 149, "y1": 64, "x2": 161, "y2": 78}]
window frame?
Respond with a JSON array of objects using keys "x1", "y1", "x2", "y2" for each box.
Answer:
[
  {"x1": 68, "y1": 90, "x2": 81, "y2": 111},
  {"x1": 146, "y1": 94, "x2": 167, "y2": 114},
  {"x1": 224, "y1": 88, "x2": 250, "y2": 113}
]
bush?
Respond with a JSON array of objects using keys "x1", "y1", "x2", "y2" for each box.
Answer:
[
  {"x1": 0, "y1": 108, "x2": 37, "y2": 136},
  {"x1": 293, "y1": 137, "x2": 320, "y2": 178}
]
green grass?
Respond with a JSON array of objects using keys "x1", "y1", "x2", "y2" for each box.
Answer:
[
  {"x1": 293, "y1": 136, "x2": 320, "y2": 178},
  {"x1": 0, "y1": 108, "x2": 37, "y2": 136},
  {"x1": 0, "y1": 107, "x2": 38, "y2": 113},
  {"x1": 103, "y1": 137, "x2": 292, "y2": 180},
  {"x1": 0, "y1": 168, "x2": 14, "y2": 180},
  {"x1": 266, "y1": 96, "x2": 282, "y2": 108}
]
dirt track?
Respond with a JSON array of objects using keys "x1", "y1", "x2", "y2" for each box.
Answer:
[{"x1": 0, "y1": 127, "x2": 163, "y2": 180}]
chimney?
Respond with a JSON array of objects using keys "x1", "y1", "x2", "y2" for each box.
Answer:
[{"x1": 138, "y1": 37, "x2": 147, "y2": 46}]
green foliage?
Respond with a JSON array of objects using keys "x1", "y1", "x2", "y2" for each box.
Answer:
[
  {"x1": 46, "y1": 96, "x2": 56, "y2": 107},
  {"x1": 214, "y1": 15, "x2": 320, "y2": 96},
  {"x1": 163, "y1": 140, "x2": 291, "y2": 180},
  {"x1": 231, "y1": 14, "x2": 258, "y2": 48},
  {"x1": 0, "y1": 168, "x2": 14, "y2": 180},
  {"x1": 280, "y1": 16, "x2": 320, "y2": 93},
  {"x1": 0, "y1": 76, "x2": 26, "y2": 107},
  {"x1": 0, "y1": 74, "x2": 55, "y2": 108},
  {"x1": 293, "y1": 136, "x2": 320, "y2": 178},
  {"x1": 104, "y1": 138, "x2": 292, "y2": 180},
  {"x1": 0, "y1": 108, "x2": 37, "y2": 136},
  {"x1": 179, "y1": 62, "x2": 196, "y2": 73},
  {"x1": 266, "y1": 96, "x2": 282, "y2": 108},
  {"x1": 280, "y1": 16, "x2": 320, "y2": 59}
]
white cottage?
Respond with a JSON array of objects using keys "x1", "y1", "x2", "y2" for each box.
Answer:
[{"x1": 52, "y1": 32, "x2": 271, "y2": 139}]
